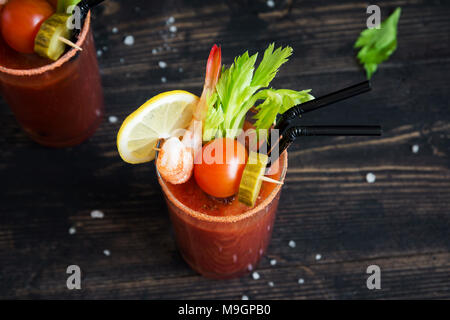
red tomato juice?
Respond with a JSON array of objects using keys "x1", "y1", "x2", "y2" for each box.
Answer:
[{"x1": 158, "y1": 151, "x2": 287, "y2": 279}]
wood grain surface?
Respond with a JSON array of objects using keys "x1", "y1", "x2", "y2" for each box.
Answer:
[{"x1": 0, "y1": 0, "x2": 449, "y2": 299}]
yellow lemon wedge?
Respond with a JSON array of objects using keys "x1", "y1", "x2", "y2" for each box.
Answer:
[{"x1": 117, "y1": 90, "x2": 198, "y2": 164}]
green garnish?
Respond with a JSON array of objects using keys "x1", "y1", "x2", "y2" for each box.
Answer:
[
  {"x1": 57, "y1": 0, "x2": 82, "y2": 13},
  {"x1": 203, "y1": 43, "x2": 314, "y2": 141},
  {"x1": 355, "y1": 7, "x2": 401, "y2": 79}
]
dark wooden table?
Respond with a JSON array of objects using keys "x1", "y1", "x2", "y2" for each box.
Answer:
[{"x1": 1, "y1": 0, "x2": 449, "y2": 299}]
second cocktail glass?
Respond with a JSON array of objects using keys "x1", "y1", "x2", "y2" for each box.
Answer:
[{"x1": 0, "y1": 12, "x2": 104, "y2": 147}]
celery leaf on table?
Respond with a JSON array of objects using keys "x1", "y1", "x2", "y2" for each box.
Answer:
[{"x1": 355, "y1": 7, "x2": 401, "y2": 79}]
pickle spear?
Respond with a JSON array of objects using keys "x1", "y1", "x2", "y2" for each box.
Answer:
[
  {"x1": 34, "y1": 13, "x2": 72, "y2": 61},
  {"x1": 238, "y1": 152, "x2": 269, "y2": 207}
]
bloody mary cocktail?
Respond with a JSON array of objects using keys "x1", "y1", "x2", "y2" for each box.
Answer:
[
  {"x1": 0, "y1": 9, "x2": 103, "y2": 147},
  {"x1": 158, "y1": 152, "x2": 287, "y2": 279},
  {"x1": 117, "y1": 44, "x2": 312, "y2": 279}
]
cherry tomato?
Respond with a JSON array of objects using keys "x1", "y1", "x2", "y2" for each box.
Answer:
[
  {"x1": 194, "y1": 138, "x2": 248, "y2": 198},
  {"x1": 1, "y1": 0, "x2": 54, "y2": 53}
]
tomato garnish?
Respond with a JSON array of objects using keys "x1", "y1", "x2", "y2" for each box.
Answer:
[
  {"x1": 1, "y1": 0, "x2": 54, "y2": 53},
  {"x1": 194, "y1": 138, "x2": 248, "y2": 198}
]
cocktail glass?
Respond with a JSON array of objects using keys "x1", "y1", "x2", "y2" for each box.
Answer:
[
  {"x1": 157, "y1": 151, "x2": 288, "y2": 279},
  {"x1": 0, "y1": 12, "x2": 104, "y2": 147}
]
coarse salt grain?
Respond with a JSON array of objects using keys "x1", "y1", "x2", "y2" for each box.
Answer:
[
  {"x1": 124, "y1": 35, "x2": 135, "y2": 46},
  {"x1": 103, "y1": 249, "x2": 111, "y2": 256},
  {"x1": 366, "y1": 172, "x2": 376, "y2": 184},
  {"x1": 112, "y1": 27, "x2": 118, "y2": 34},
  {"x1": 298, "y1": 278, "x2": 305, "y2": 284},
  {"x1": 288, "y1": 240, "x2": 296, "y2": 248},
  {"x1": 267, "y1": 0, "x2": 275, "y2": 8},
  {"x1": 315, "y1": 253, "x2": 322, "y2": 261},
  {"x1": 90, "y1": 210, "x2": 104, "y2": 219},
  {"x1": 169, "y1": 25, "x2": 177, "y2": 33},
  {"x1": 166, "y1": 16, "x2": 175, "y2": 25},
  {"x1": 270, "y1": 259, "x2": 277, "y2": 266},
  {"x1": 268, "y1": 281, "x2": 274, "y2": 287},
  {"x1": 411, "y1": 144, "x2": 419, "y2": 154},
  {"x1": 158, "y1": 61, "x2": 167, "y2": 68},
  {"x1": 252, "y1": 272, "x2": 260, "y2": 280},
  {"x1": 69, "y1": 227, "x2": 76, "y2": 235},
  {"x1": 109, "y1": 116, "x2": 118, "y2": 124},
  {"x1": 161, "y1": 76, "x2": 167, "y2": 83},
  {"x1": 96, "y1": 50, "x2": 102, "y2": 57},
  {"x1": 241, "y1": 295, "x2": 249, "y2": 300}
]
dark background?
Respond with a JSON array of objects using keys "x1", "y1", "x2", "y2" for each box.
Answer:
[{"x1": 1, "y1": 0, "x2": 449, "y2": 299}]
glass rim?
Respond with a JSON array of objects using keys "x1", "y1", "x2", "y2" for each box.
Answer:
[
  {"x1": 0, "y1": 11, "x2": 91, "y2": 76},
  {"x1": 157, "y1": 150, "x2": 288, "y2": 224}
]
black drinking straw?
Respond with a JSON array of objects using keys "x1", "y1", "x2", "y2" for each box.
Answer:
[
  {"x1": 72, "y1": 0, "x2": 106, "y2": 38},
  {"x1": 274, "y1": 81, "x2": 372, "y2": 137},
  {"x1": 267, "y1": 125, "x2": 382, "y2": 166}
]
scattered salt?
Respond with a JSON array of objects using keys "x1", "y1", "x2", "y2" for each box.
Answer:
[
  {"x1": 161, "y1": 76, "x2": 167, "y2": 83},
  {"x1": 96, "y1": 50, "x2": 102, "y2": 57},
  {"x1": 288, "y1": 240, "x2": 296, "y2": 248},
  {"x1": 169, "y1": 25, "x2": 177, "y2": 33},
  {"x1": 124, "y1": 35, "x2": 135, "y2": 46},
  {"x1": 112, "y1": 27, "x2": 118, "y2": 34},
  {"x1": 69, "y1": 227, "x2": 76, "y2": 235},
  {"x1": 158, "y1": 61, "x2": 167, "y2": 69},
  {"x1": 166, "y1": 16, "x2": 175, "y2": 25},
  {"x1": 267, "y1": 0, "x2": 275, "y2": 8},
  {"x1": 411, "y1": 144, "x2": 419, "y2": 154},
  {"x1": 270, "y1": 259, "x2": 277, "y2": 266},
  {"x1": 103, "y1": 249, "x2": 111, "y2": 256},
  {"x1": 315, "y1": 253, "x2": 322, "y2": 261},
  {"x1": 268, "y1": 281, "x2": 274, "y2": 287},
  {"x1": 252, "y1": 272, "x2": 260, "y2": 280},
  {"x1": 109, "y1": 116, "x2": 118, "y2": 124},
  {"x1": 90, "y1": 210, "x2": 104, "y2": 219},
  {"x1": 298, "y1": 278, "x2": 305, "y2": 284},
  {"x1": 152, "y1": 48, "x2": 158, "y2": 54},
  {"x1": 241, "y1": 295, "x2": 249, "y2": 300},
  {"x1": 366, "y1": 172, "x2": 376, "y2": 184}
]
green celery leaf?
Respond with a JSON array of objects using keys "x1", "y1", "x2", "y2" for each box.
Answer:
[
  {"x1": 252, "y1": 43, "x2": 293, "y2": 87},
  {"x1": 215, "y1": 51, "x2": 258, "y2": 129},
  {"x1": 355, "y1": 7, "x2": 401, "y2": 79},
  {"x1": 253, "y1": 89, "x2": 314, "y2": 130},
  {"x1": 203, "y1": 44, "x2": 311, "y2": 140},
  {"x1": 203, "y1": 93, "x2": 224, "y2": 141}
]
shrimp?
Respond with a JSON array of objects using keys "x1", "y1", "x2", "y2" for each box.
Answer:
[{"x1": 157, "y1": 45, "x2": 222, "y2": 184}]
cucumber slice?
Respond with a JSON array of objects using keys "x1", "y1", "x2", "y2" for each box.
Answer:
[
  {"x1": 34, "y1": 14, "x2": 72, "y2": 61},
  {"x1": 238, "y1": 152, "x2": 269, "y2": 207},
  {"x1": 57, "y1": 0, "x2": 82, "y2": 13}
]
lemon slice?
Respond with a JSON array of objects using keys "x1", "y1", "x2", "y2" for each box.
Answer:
[{"x1": 117, "y1": 90, "x2": 198, "y2": 164}]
